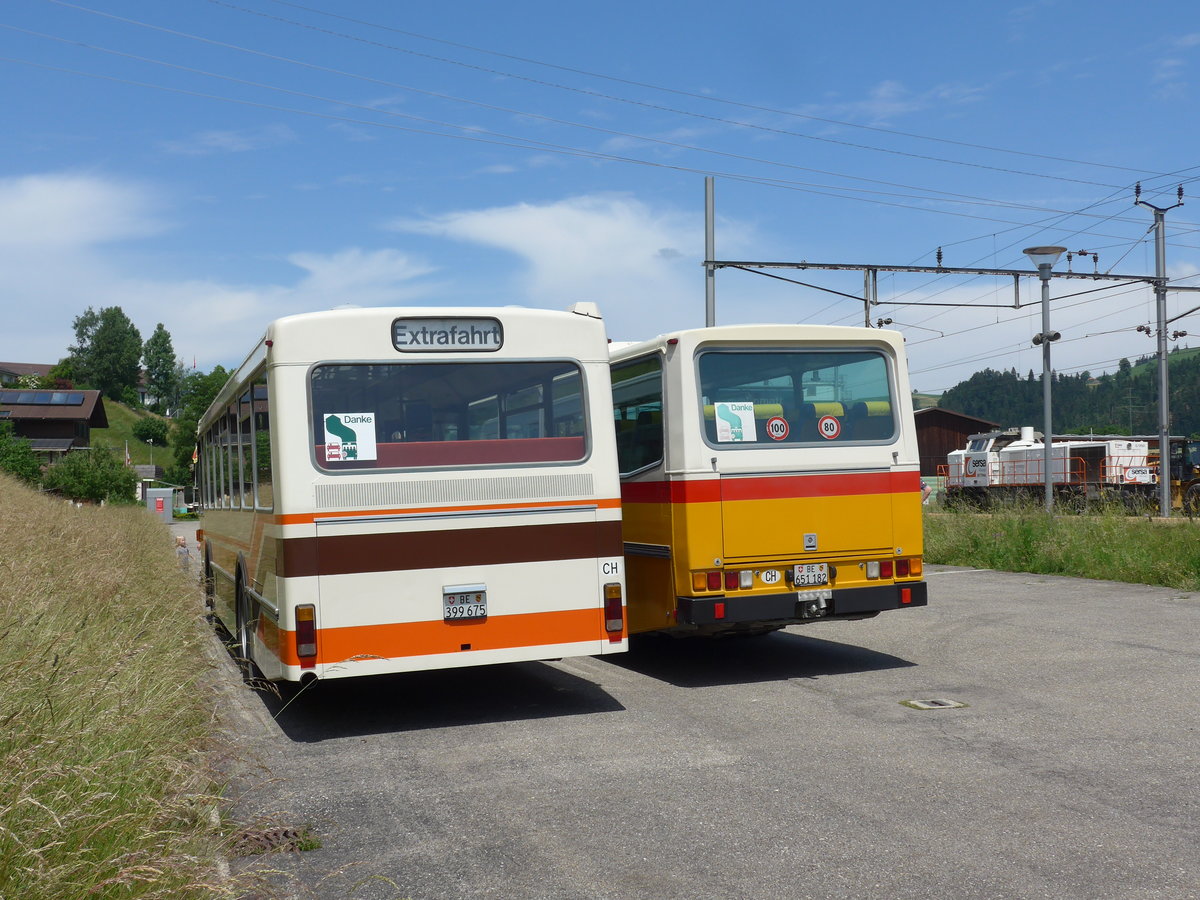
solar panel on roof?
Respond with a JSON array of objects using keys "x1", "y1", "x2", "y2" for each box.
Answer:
[{"x1": 0, "y1": 390, "x2": 86, "y2": 406}]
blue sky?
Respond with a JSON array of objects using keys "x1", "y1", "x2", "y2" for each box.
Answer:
[{"x1": 3, "y1": 0, "x2": 1200, "y2": 393}]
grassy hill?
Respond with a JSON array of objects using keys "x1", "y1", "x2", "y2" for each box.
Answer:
[
  {"x1": 90, "y1": 399, "x2": 173, "y2": 469},
  {"x1": 1127, "y1": 345, "x2": 1200, "y2": 379}
]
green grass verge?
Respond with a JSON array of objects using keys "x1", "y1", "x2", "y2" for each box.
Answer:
[
  {"x1": 924, "y1": 505, "x2": 1200, "y2": 591},
  {"x1": 0, "y1": 474, "x2": 240, "y2": 898}
]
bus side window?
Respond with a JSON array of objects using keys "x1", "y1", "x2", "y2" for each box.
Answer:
[{"x1": 611, "y1": 355, "x2": 663, "y2": 474}]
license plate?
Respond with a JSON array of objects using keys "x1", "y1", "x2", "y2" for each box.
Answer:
[
  {"x1": 443, "y1": 586, "x2": 487, "y2": 620},
  {"x1": 793, "y1": 563, "x2": 829, "y2": 587}
]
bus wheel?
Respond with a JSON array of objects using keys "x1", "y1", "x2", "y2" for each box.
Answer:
[
  {"x1": 202, "y1": 540, "x2": 215, "y2": 607},
  {"x1": 235, "y1": 576, "x2": 257, "y2": 674}
]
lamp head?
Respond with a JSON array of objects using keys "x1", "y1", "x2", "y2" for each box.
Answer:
[{"x1": 1023, "y1": 245, "x2": 1067, "y2": 272}]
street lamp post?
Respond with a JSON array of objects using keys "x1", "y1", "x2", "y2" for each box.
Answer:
[{"x1": 1025, "y1": 246, "x2": 1067, "y2": 513}]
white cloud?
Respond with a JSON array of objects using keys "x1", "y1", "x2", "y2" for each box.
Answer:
[
  {"x1": 286, "y1": 248, "x2": 438, "y2": 307},
  {"x1": 158, "y1": 124, "x2": 296, "y2": 156},
  {"x1": 0, "y1": 173, "x2": 167, "y2": 248},
  {"x1": 391, "y1": 193, "x2": 723, "y2": 340},
  {"x1": 0, "y1": 173, "x2": 440, "y2": 370}
]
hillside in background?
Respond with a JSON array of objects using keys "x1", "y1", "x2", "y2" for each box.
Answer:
[
  {"x1": 938, "y1": 346, "x2": 1200, "y2": 436},
  {"x1": 90, "y1": 400, "x2": 172, "y2": 469}
]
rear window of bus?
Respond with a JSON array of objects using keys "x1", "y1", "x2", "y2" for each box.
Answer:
[
  {"x1": 696, "y1": 349, "x2": 896, "y2": 446},
  {"x1": 310, "y1": 361, "x2": 587, "y2": 470}
]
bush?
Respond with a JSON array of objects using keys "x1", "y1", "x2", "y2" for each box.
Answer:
[
  {"x1": 42, "y1": 448, "x2": 137, "y2": 504},
  {"x1": 132, "y1": 416, "x2": 170, "y2": 446},
  {"x1": 0, "y1": 422, "x2": 41, "y2": 485}
]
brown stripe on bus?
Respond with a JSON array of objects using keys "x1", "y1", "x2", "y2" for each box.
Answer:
[{"x1": 277, "y1": 519, "x2": 623, "y2": 578}]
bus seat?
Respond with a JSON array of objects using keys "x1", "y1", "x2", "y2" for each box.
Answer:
[
  {"x1": 753, "y1": 403, "x2": 784, "y2": 420},
  {"x1": 633, "y1": 410, "x2": 663, "y2": 467},
  {"x1": 799, "y1": 402, "x2": 844, "y2": 441},
  {"x1": 846, "y1": 401, "x2": 894, "y2": 441},
  {"x1": 616, "y1": 417, "x2": 638, "y2": 462}
]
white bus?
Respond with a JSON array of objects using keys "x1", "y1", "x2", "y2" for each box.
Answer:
[{"x1": 196, "y1": 304, "x2": 626, "y2": 687}]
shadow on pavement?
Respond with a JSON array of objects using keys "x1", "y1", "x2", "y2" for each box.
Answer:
[
  {"x1": 603, "y1": 628, "x2": 916, "y2": 688},
  {"x1": 251, "y1": 659, "x2": 625, "y2": 743}
]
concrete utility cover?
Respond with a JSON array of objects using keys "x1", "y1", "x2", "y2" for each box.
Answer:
[{"x1": 901, "y1": 698, "x2": 969, "y2": 710}]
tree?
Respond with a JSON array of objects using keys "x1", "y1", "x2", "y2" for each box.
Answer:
[
  {"x1": 143, "y1": 324, "x2": 181, "y2": 414},
  {"x1": 68, "y1": 306, "x2": 143, "y2": 401},
  {"x1": 164, "y1": 366, "x2": 229, "y2": 487},
  {"x1": 0, "y1": 422, "x2": 41, "y2": 485},
  {"x1": 133, "y1": 416, "x2": 170, "y2": 446},
  {"x1": 42, "y1": 448, "x2": 137, "y2": 504}
]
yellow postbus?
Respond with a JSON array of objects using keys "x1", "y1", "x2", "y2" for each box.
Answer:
[
  {"x1": 196, "y1": 304, "x2": 626, "y2": 687},
  {"x1": 610, "y1": 324, "x2": 926, "y2": 637}
]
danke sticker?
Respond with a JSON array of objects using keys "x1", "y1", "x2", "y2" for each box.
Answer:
[
  {"x1": 324, "y1": 412, "x2": 378, "y2": 462},
  {"x1": 714, "y1": 401, "x2": 757, "y2": 443}
]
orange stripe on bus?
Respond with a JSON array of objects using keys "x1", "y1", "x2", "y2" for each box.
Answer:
[
  {"x1": 275, "y1": 496, "x2": 621, "y2": 525},
  {"x1": 271, "y1": 607, "x2": 619, "y2": 666}
]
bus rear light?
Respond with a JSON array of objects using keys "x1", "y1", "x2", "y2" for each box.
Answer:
[
  {"x1": 866, "y1": 561, "x2": 880, "y2": 579},
  {"x1": 706, "y1": 571, "x2": 721, "y2": 592},
  {"x1": 714, "y1": 602, "x2": 726, "y2": 619},
  {"x1": 901, "y1": 587, "x2": 913, "y2": 605},
  {"x1": 739, "y1": 570, "x2": 753, "y2": 590},
  {"x1": 724, "y1": 571, "x2": 738, "y2": 591},
  {"x1": 896, "y1": 558, "x2": 910, "y2": 577},
  {"x1": 295, "y1": 604, "x2": 317, "y2": 666},
  {"x1": 880, "y1": 559, "x2": 894, "y2": 579},
  {"x1": 604, "y1": 583, "x2": 623, "y2": 633},
  {"x1": 692, "y1": 572, "x2": 708, "y2": 592},
  {"x1": 909, "y1": 558, "x2": 923, "y2": 577}
]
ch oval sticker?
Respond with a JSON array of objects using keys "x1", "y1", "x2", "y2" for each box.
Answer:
[{"x1": 760, "y1": 569, "x2": 782, "y2": 585}]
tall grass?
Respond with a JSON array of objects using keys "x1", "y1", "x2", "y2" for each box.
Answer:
[
  {"x1": 924, "y1": 504, "x2": 1200, "y2": 591},
  {"x1": 0, "y1": 475, "x2": 237, "y2": 898}
]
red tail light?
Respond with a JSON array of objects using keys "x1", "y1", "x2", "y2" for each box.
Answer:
[
  {"x1": 706, "y1": 571, "x2": 721, "y2": 591},
  {"x1": 604, "y1": 583, "x2": 623, "y2": 634},
  {"x1": 296, "y1": 603, "x2": 317, "y2": 668},
  {"x1": 880, "y1": 560, "x2": 894, "y2": 579},
  {"x1": 724, "y1": 571, "x2": 738, "y2": 590},
  {"x1": 896, "y1": 558, "x2": 911, "y2": 577}
]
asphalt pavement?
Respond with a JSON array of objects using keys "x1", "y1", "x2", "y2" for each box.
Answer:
[{"x1": 207, "y1": 566, "x2": 1200, "y2": 900}]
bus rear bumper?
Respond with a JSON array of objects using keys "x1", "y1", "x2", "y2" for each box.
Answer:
[{"x1": 678, "y1": 581, "x2": 928, "y2": 627}]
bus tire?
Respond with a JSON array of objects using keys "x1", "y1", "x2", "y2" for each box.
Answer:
[
  {"x1": 235, "y1": 572, "x2": 257, "y2": 676},
  {"x1": 202, "y1": 539, "x2": 215, "y2": 607}
]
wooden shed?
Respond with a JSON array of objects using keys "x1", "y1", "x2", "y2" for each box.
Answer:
[{"x1": 0, "y1": 388, "x2": 109, "y2": 457}]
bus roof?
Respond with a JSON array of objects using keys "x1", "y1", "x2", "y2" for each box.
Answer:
[
  {"x1": 201, "y1": 304, "x2": 609, "y2": 430},
  {"x1": 609, "y1": 323, "x2": 906, "y2": 361}
]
